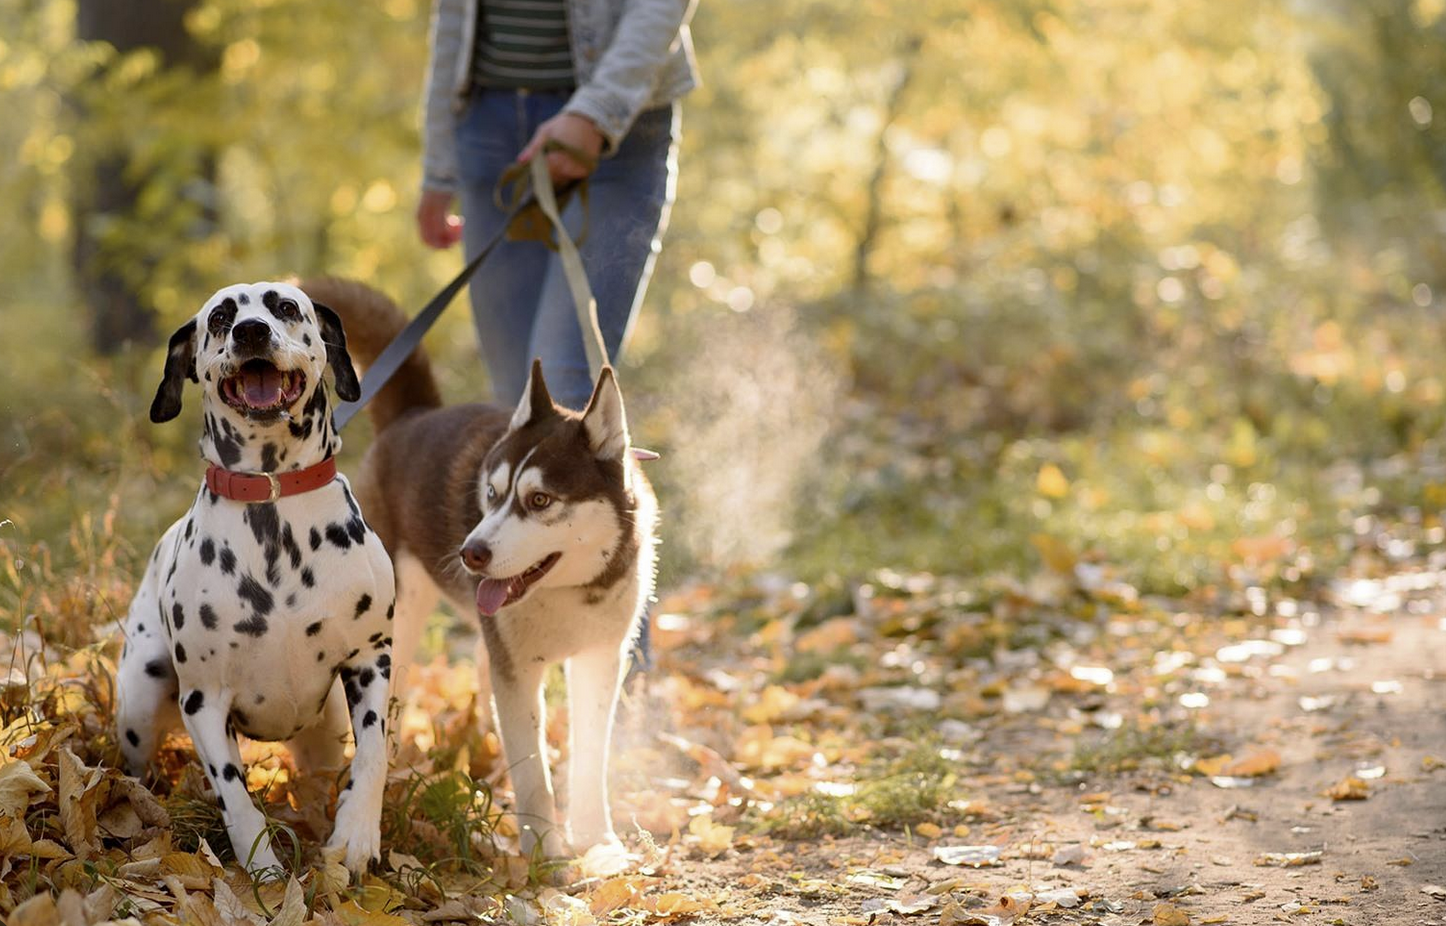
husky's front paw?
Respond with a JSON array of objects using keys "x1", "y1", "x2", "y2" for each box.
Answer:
[
  {"x1": 567, "y1": 827, "x2": 622, "y2": 855},
  {"x1": 327, "y1": 800, "x2": 381, "y2": 877}
]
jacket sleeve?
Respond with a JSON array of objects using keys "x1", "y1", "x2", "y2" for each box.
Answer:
[
  {"x1": 421, "y1": 0, "x2": 469, "y2": 194},
  {"x1": 562, "y1": 0, "x2": 693, "y2": 153}
]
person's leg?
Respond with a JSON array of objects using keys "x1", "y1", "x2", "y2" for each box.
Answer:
[
  {"x1": 455, "y1": 90, "x2": 557, "y2": 405},
  {"x1": 526, "y1": 103, "x2": 680, "y2": 410}
]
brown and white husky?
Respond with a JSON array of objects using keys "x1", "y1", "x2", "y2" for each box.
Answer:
[{"x1": 303, "y1": 277, "x2": 657, "y2": 858}]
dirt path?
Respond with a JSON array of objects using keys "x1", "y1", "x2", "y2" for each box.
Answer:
[{"x1": 608, "y1": 572, "x2": 1446, "y2": 926}]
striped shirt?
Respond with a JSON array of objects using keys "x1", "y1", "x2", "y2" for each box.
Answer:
[{"x1": 472, "y1": 0, "x2": 575, "y2": 90}]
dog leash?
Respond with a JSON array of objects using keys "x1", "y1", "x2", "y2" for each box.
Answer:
[{"x1": 332, "y1": 141, "x2": 603, "y2": 431}]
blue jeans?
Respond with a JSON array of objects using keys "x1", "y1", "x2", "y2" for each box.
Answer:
[{"x1": 455, "y1": 88, "x2": 679, "y2": 411}]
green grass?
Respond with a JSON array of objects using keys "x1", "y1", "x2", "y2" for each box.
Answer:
[{"x1": 1069, "y1": 720, "x2": 1220, "y2": 775}]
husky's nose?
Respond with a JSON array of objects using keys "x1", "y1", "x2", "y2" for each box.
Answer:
[
  {"x1": 231, "y1": 318, "x2": 272, "y2": 352},
  {"x1": 460, "y1": 540, "x2": 492, "y2": 573}
]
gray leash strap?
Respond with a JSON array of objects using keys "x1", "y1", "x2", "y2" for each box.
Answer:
[{"x1": 331, "y1": 232, "x2": 501, "y2": 432}]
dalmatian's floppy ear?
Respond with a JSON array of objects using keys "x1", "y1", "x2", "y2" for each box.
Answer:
[
  {"x1": 150, "y1": 319, "x2": 198, "y2": 423},
  {"x1": 311, "y1": 301, "x2": 361, "y2": 402}
]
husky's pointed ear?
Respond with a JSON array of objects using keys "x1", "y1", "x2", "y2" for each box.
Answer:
[
  {"x1": 582, "y1": 366, "x2": 628, "y2": 461},
  {"x1": 509, "y1": 359, "x2": 556, "y2": 430},
  {"x1": 150, "y1": 318, "x2": 198, "y2": 423},
  {"x1": 312, "y1": 301, "x2": 361, "y2": 402}
]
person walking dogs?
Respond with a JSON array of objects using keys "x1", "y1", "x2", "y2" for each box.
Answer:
[{"x1": 416, "y1": 0, "x2": 699, "y2": 414}]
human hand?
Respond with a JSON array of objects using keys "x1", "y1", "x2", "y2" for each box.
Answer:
[
  {"x1": 517, "y1": 113, "x2": 604, "y2": 187},
  {"x1": 417, "y1": 189, "x2": 464, "y2": 249}
]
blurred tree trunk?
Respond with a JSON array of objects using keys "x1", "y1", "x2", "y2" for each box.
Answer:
[
  {"x1": 71, "y1": 0, "x2": 213, "y2": 354},
  {"x1": 852, "y1": 37, "x2": 921, "y2": 294}
]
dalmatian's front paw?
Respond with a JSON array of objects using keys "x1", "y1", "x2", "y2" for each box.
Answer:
[{"x1": 326, "y1": 798, "x2": 381, "y2": 877}]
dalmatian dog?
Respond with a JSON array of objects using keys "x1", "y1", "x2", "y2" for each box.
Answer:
[{"x1": 114, "y1": 282, "x2": 395, "y2": 878}]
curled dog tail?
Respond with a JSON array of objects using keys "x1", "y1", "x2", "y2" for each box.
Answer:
[{"x1": 299, "y1": 276, "x2": 442, "y2": 434}]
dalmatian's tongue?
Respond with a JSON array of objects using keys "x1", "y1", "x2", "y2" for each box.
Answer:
[
  {"x1": 475, "y1": 578, "x2": 511, "y2": 616},
  {"x1": 241, "y1": 365, "x2": 286, "y2": 408}
]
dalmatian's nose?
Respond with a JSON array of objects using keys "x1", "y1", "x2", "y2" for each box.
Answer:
[
  {"x1": 460, "y1": 540, "x2": 492, "y2": 573},
  {"x1": 231, "y1": 319, "x2": 272, "y2": 351}
]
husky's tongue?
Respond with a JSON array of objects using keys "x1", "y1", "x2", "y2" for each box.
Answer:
[
  {"x1": 242, "y1": 365, "x2": 286, "y2": 407},
  {"x1": 475, "y1": 578, "x2": 511, "y2": 616}
]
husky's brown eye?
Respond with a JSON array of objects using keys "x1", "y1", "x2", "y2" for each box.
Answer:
[{"x1": 529, "y1": 492, "x2": 552, "y2": 510}]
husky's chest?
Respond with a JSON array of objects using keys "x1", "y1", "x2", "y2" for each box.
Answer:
[{"x1": 155, "y1": 477, "x2": 394, "y2": 740}]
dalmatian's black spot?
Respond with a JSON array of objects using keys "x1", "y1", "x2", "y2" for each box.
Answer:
[
  {"x1": 219, "y1": 545, "x2": 237, "y2": 575},
  {"x1": 200, "y1": 604, "x2": 218, "y2": 630},
  {"x1": 316, "y1": 650, "x2": 326, "y2": 662},
  {"x1": 260, "y1": 442, "x2": 278, "y2": 472},
  {"x1": 346, "y1": 517, "x2": 366, "y2": 546},
  {"x1": 302, "y1": 333, "x2": 312, "y2": 346},
  {"x1": 237, "y1": 292, "x2": 249, "y2": 305},
  {"x1": 166, "y1": 558, "x2": 178, "y2": 584},
  {"x1": 137, "y1": 623, "x2": 146, "y2": 633},
  {"x1": 386, "y1": 601, "x2": 395, "y2": 621},
  {"x1": 368, "y1": 632, "x2": 383, "y2": 643},
  {"x1": 125, "y1": 729, "x2": 139, "y2": 747},
  {"x1": 362, "y1": 710, "x2": 378, "y2": 729},
  {"x1": 281, "y1": 524, "x2": 301, "y2": 569},
  {"x1": 301, "y1": 568, "x2": 315, "y2": 588},
  {"x1": 306, "y1": 621, "x2": 323, "y2": 637},
  {"x1": 184, "y1": 690, "x2": 205, "y2": 715},
  {"x1": 199, "y1": 538, "x2": 215, "y2": 566},
  {"x1": 285, "y1": 593, "x2": 296, "y2": 607},
  {"x1": 209, "y1": 764, "x2": 217, "y2": 777},
  {"x1": 234, "y1": 615, "x2": 269, "y2": 636},
  {"x1": 354, "y1": 594, "x2": 372, "y2": 618},
  {"x1": 213, "y1": 418, "x2": 242, "y2": 467},
  {"x1": 183, "y1": 520, "x2": 193, "y2": 541},
  {"x1": 347, "y1": 648, "x2": 360, "y2": 660},
  {"x1": 309, "y1": 528, "x2": 322, "y2": 551},
  {"x1": 144, "y1": 659, "x2": 168, "y2": 679},
  {"x1": 254, "y1": 694, "x2": 265, "y2": 704},
  {"x1": 175, "y1": 643, "x2": 187, "y2": 663},
  {"x1": 358, "y1": 668, "x2": 375, "y2": 689},
  {"x1": 172, "y1": 603, "x2": 185, "y2": 630},
  {"x1": 236, "y1": 574, "x2": 274, "y2": 617},
  {"x1": 217, "y1": 795, "x2": 226, "y2": 812},
  {"x1": 222, "y1": 763, "x2": 241, "y2": 782},
  {"x1": 324, "y1": 524, "x2": 352, "y2": 550}
]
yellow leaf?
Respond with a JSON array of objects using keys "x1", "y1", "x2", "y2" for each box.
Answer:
[
  {"x1": 1153, "y1": 902, "x2": 1191, "y2": 925},
  {"x1": 589, "y1": 876, "x2": 650, "y2": 915},
  {"x1": 1036, "y1": 464, "x2": 1069, "y2": 498},
  {"x1": 643, "y1": 892, "x2": 714, "y2": 917},
  {"x1": 1325, "y1": 776, "x2": 1369, "y2": 801},
  {"x1": 268, "y1": 878, "x2": 306, "y2": 926},
  {"x1": 0, "y1": 759, "x2": 51, "y2": 818},
  {"x1": 1192, "y1": 754, "x2": 1232, "y2": 776},
  {"x1": 915, "y1": 822, "x2": 943, "y2": 839},
  {"x1": 1222, "y1": 748, "x2": 1280, "y2": 777},
  {"x1": 688, "y1": 813, "x2": 735, "y2": 856},
  {"x1": 1030, "y1": 534, "x2": 1077, "y2": 574},
  {"x1": 328, "y1": 900, "x2": 413, "y2": 926}
]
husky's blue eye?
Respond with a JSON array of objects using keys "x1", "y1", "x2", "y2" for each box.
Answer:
[
  {"x1": 529, "y1": 492, "x2": 552, "y2": 510},
  {"x1": 486, "y1": 484, "x2": 497, "y2": 503}
]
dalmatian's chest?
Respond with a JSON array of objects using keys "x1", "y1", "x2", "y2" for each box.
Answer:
[{"x1": 155, "y1": 476, "x2": 394, "y2": 741}]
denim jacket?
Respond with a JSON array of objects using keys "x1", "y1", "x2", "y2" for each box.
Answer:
[{"x1": 422, "y1": 0, "x2": 699, "y2": 193}]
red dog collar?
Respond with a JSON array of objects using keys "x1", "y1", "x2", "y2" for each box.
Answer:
[{"x1": 204, "y1": 457, "x2": 337, "y2": 503}]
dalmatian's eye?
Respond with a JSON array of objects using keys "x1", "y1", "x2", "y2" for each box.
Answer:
[
  {"x1": 208, "y1": 310, "x2": 233, "y2": 336},
  {"x1": 276, "y1": 299, "x2": 301, "y2": 322},
  {"x1": 529, "y1": 492, "x2": 552, "y2": 510}
]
